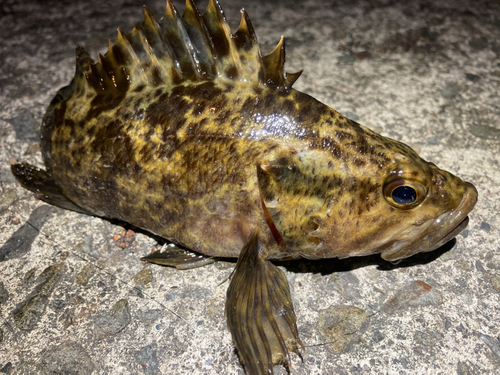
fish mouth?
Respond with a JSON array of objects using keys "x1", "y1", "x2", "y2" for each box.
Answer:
[
  {"x1": 419, "y1": 181, "x2": 478, "y2": 253},
  {"x1": 423, "y1": 181, "x2": 477, "y2": 252},
  {"x1": 381, "y1": 181, "x2": 478, "y2": 261},
  {"x1": 428, "y1": 215, "x2": 469, "y2": 251}
]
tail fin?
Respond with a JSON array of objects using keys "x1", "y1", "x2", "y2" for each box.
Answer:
[{"x1": 11, "y1": 163, "x2": 88, "y2": 214}]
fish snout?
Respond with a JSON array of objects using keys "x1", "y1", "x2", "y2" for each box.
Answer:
[{"x1": 426, "y1": 179, "x2": 477, "y2": 251}]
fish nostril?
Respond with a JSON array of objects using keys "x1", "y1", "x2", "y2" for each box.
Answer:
[{"x1": 432, "y1": 171, "x2": 447, "y2": 189}]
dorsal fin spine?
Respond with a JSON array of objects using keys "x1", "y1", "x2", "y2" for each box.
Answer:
[
  {"x1": 284, "y1": 70, "x2": 303, "y2": 90},
  {"x1": 105, "y1": 40, "x2": 131, "y2": 92},
  {"x1": 234, "y1": 9, "x2": 259, "y2": 50},
  {"x1": 234, "y1": 9, "x2": 262, "y2": 80},
  {"x1": 182, "y1": 0, "x2": 217, "y2": 80},
  {"x1": 203, "y1": 0, "x2": 241, "y2": 79},
  {"x1": 115, "y1": 27, "x2": 148, "y2": 86},
  {"x1": 74, "y1": 45, "x2": 93, "y2": 95},
  {"x1": 133, "y1": 25, "x2": 168, "y2": 86},
  {"x1": 212, "y1": 0, "x2": 244, "y2": 78},
  {"x1": 96, "y1": 53, "x2": 116, "y2": 91},
  {"x1": 262, "y1": 36, "x2": 286, "y2": 89},
  {"x1": 72, "y1": 1, "x2": 301, "y2": 96},
  {"x1": 161, "y1": 0, "x2": 198, "y2": 81},
  {"x1": 142, "y1": 6, "x2": 181, "y2": 83},
  {"x1": 168, "y1": 0, "x2": 202, "y2": 80}
]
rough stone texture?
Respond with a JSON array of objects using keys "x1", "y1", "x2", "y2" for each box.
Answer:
[
  {"x1": 134, "y1": 268, "x2": 154, "y2": 286},
  {"x1": 37, "y1": 341, "x2": 96, "y2": 374},
  {"x1": 0, "y1": 0, "x2": 499, "y2": 374},
  {"x1": 317, "y1": 305, "x2": 369, "y2": 354},
  {"x1": 13, "y1": 263, "x2": 65, "y2": 330}
]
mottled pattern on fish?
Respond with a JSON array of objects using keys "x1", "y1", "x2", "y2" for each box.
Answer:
[
  {"x1": 13, "y1": 0, "x2": 477, "y2": 374},
  {"x1": 42, "y1": 74, "x2": 473, "y2": 262},
  {"x1": 44, "y1": 76, "x2": 428, "y2": 260}
]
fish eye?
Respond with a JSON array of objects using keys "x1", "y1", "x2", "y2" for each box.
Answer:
[
  {"x1": 383, "y1": 167, "x2": 428, "y2": 209},
  {"x1": 392, "y1": 185, "x2": 417, "y2": 204}
]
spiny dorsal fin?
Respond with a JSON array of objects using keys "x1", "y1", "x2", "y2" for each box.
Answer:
[
  {"x1": 202, "y1": 0, "x2": 242, "y2": 80},
  {"x1": 182, "y1": 0, "x2": 217, "y2": 80},
  {"x1": 142, "y1": 6, "x2": 182, "y2": 83},
  {"x1": 233, "y1": 9, "x2": 262, "y2": 80},
  {"x1": 262, "y1": 36, "x2": 285, "y2": 88},
  {"x1": 73, "y1": 0, "x2": 302, "y2": 96}
]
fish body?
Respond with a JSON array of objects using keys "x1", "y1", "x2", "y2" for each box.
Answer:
[{"x1": 12, "y1": 0, "x2": 478, "y2": 374}]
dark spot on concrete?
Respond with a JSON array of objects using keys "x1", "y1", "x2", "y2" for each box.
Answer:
[
  {"x1": 37, "y1": 341, "x2": 96, "y2": 374},
  {"x1": 0, "y1": 282, "x2": 9, "y2": 306},
  {"x1": 13, "y1": 263, "x2": 65, "y2": 330},
  {"x1": 75, "y1": 264, "x2": 96, "y2": 286},
  {"x1": 469, "y1": 37, "x2": 488, "y2": 51},
  {"x1": 134, "y1": 343, "x2": 159, "y2": 375},
  {"x1": 0, "y1": 189, "x2": 18, "y2": 213},
  {"x1": 372, "y1": 330, "x2": 385, "y2": 343},
  {"x1": 133, "y1": 268, "x2": 153, "y2": 285},
  {"x1": 480, "y1": 222, "x2": 491, "y2": 232},
  {"x1": 317, "y1": 305, "x2": 369, "y2": 354},
  {"x1": 480, "y1": 335, "x2": 500, "y2": 359},
  {"x1": 0, "y1": 361, "x2": 12, "y2": 373},
  {"x1": 382, "y1": 280, "x2": 440, "y2": 311},
  {"x1": 92, "y1": 299, "x2": 131, "y2": 340},
  {"x1": 465, "y1": 73, "x2": 481, "y2": 82}
]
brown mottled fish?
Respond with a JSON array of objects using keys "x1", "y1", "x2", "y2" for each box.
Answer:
[{"x1": 11, "y1": 0, "x2": 477, "y2": 373}]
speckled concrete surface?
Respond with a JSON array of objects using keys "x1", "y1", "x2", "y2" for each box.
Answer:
[{"x1": 1, "y1": 0, "x2": 499, "y2": 374}]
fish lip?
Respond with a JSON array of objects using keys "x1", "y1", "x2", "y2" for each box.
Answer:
[
  {"x1": 425, "y1": 181, "x2": 478, "y2": 252},
  {"x1": 428, "y1": 215, "x2": 469, "y2": 251}
]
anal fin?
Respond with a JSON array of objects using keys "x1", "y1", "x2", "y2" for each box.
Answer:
[
  {"x1": 141, "y1": 243, "x2": 216, "y2": 270},
  {"x1": 226, "y1": 231, "x2": 304, "y2": 374},
  {"x1": 11, "y1": 163, "x2": 88, "y2": 215}
]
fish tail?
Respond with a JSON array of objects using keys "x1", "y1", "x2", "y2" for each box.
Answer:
[{"x1": 11, "y1": 163, "x2": 88, "y2": 214}]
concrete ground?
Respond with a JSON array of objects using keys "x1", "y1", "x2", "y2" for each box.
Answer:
[{"x1": 1, "y1": 0, "x2": 499, "y2": 373}]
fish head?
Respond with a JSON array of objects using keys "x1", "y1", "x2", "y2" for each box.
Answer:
[
  {"x1": 258, "y1": 126, "x2": 478, "y2": 262},
  {"x1": 365, "y1": 156, "x2": 477, "y2": 261},
  {"x1": 312, "y1": 133, "x2": 478, "y2": 261}
]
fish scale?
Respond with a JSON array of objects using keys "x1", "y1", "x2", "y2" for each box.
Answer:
[{"x1": 11, "y1": 0, "x2": 477, "y2": 374}]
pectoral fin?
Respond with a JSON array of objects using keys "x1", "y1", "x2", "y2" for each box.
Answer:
[
  {"x1": 141, "y1": 243, "x2": 216, "y2": 270},
  {"x1": 226, "y1": 231, "x2": 303, "y2": 374}
]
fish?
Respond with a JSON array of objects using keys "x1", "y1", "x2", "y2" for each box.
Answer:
[{"x1": 10, "y1": 0, "x2": 477, "y2": 374}]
